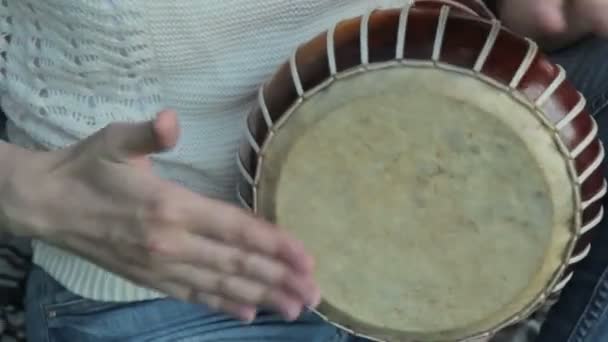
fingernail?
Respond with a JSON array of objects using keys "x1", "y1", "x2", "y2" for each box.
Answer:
[
  {"x1": 301, "y1": 255, "x2": 315, "y2": 273},
  {"x1": 285, "y1": 306, "x2": 302, "y2": 322},
  {"x1": 305, "y1": 281, "x2": 321, "y2": 307},
  {"x1": 305, "y1": 288, "x2": 320, "y2": 307},
  {"x1": 240, "y1": 308, "x2": 257, "y2": 324},
  {"x1": 310, "y1": 292, "x2": 322, "y2": 308}
]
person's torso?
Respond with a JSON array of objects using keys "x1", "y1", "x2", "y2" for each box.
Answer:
[{"x1": 1, "y1": 0, "x2": 410, "y2": 201}]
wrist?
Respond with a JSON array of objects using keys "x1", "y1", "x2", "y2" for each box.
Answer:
[
  {"x1": 0, "y1": 142, "x2": 54, "y2": 238},
  {"x1": 0, "y1": 141, "x2": 20, "y2": 197}
]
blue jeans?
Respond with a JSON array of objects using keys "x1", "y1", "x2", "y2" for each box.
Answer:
[
  {"x1": 24, "y1": 265, "x2": 352, "y2": 341},
  {"x1": 536, "y1": 38, "x2": 608, "y2": 342},
  {"x1": 24, "y1": 37, "x2": 608, "y2": 342}
]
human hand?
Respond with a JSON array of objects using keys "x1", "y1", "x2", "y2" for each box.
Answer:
[
  {"x1": 0, "y1": 110, "x2": 320, "y2": 322},
  {"x1": 496, "y1": 0, "x2": 608, "y2": 49},
  {"x1": 532, "y1": 0, "x2": 607, "y2": 34}
]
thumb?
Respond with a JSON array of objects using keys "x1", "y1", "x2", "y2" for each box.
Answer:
[
  {"x1": 102, "y1": 109, "x2": 180, "y2": 162},
  {"x1": 535, "y1": 0, "x2": 568, "y2": 33}
]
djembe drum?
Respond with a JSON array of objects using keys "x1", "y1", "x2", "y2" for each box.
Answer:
[{"x1": 236, "y1": 1, "x2": 607, "y2": 341}]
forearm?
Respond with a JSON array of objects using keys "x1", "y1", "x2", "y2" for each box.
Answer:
[{"x1": 0, "y1": 141, "x2": 22, "y2": 236}]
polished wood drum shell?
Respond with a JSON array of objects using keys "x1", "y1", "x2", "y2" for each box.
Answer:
[{"x1": 237, "y1": 1, "x2": 606, "y2": 341}]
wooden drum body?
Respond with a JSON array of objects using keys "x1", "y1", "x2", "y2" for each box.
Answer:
[{"x1": 237, "y1": 1, "x2": 607, "y2": 341}]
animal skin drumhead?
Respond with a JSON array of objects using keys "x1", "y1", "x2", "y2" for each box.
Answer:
[{"x1": 256, "y1": 66, "x2": 574, "y2": 339}]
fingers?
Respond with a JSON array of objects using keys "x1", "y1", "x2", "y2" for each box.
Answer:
[
  {"x1": 576, "y1": 0, "x2": 608, "y2": 36},
  {"x1": 190, "y1": 199, "x2": 315, "y2": 274},
  {"x1": 138, "y1": 189, "x2": 321, "y2": 320},
  {"x1": 534, "y1": 0, "x2": 608, "y2": 36},
  {"x1": 198, "y1": 294, "x2": 258, "y2": 323},
  {"x1": 153, "y1": 232, "x2": 321, "y2": 308},
  {"x1": 162, "y1": 264, "x2": 309, "y2": 321},
  {"x1": 74, "y1": 221, "x2": 312, "y2": 323},
  {"x1": 535, "y1": 0, "x2": 568, "y2": 33},
  {"x1": 101, "y1": 109, "x2": 179, "y2": 161},
  {"x1": 142, "y1": 187, "x2": 315, "y2": 275},
  {"x1": 157, "y1": 282, "x2": 258, "y2": 322}
]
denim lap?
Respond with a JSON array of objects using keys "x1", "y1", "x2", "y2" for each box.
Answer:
[{"x1": 25, "y1": 265, "x2": 348, "y2": 342}]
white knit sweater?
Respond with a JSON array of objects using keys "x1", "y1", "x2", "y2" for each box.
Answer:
[{"x1": 0, "y1": 0, "x2": 411, "y2": 302}]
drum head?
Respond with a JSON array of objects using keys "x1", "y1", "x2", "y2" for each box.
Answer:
[
  {"x1": 238, "y1": 3, "x2": 604, "y2": 341},
  {"x1": 256, "y1": 66, "x2": 575, "y2": 341}
]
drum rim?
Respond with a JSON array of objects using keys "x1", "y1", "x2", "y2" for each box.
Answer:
[
  {"x1": 236, "y1": 4, "x2": 606, "y2": 341},
  {"x1": 249, "y1": 61, "x2": 595, "y2": 342}
]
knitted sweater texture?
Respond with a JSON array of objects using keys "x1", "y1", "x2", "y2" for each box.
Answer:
[{"x1": 0, "y1": 0, "x2": 410, "y2": 302}]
